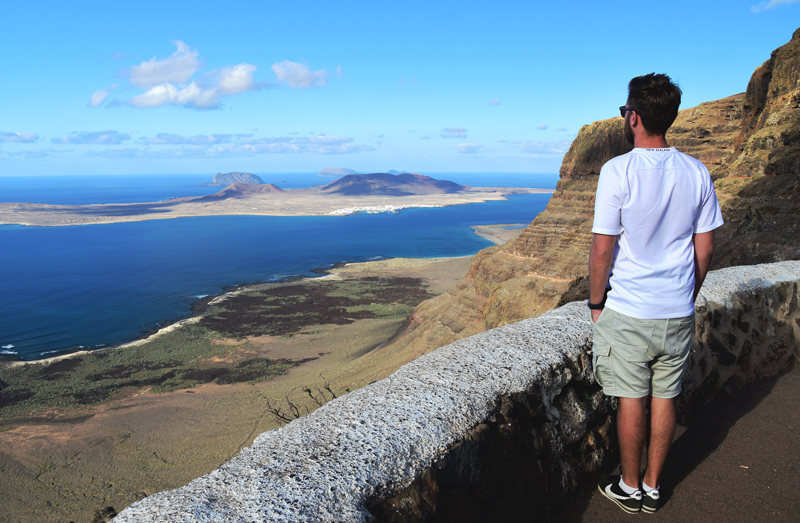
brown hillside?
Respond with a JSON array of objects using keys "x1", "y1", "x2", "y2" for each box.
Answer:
[
  {"x1": 202, "y1": 183, "x2": 285, "y2": 200},
  {"x1": 375, "y1": 28, "x2": 800, "y2": 363}
]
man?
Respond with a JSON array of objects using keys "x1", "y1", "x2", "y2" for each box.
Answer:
[{"x1": 588, "y1": 73, "x2": 723, "y2": 514}]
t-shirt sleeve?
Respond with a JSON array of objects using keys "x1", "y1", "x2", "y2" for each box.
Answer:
[
  {"x1": 693, "y1": 171, "x2": 724, "y2": 234},
  {"x1": 592, "y1": 166, "x2": 623, "y2": 235}
]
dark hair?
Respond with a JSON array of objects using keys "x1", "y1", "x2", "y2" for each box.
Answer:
[{"x1": 627, "y1": 73, "x2": 682, "y2": 136}]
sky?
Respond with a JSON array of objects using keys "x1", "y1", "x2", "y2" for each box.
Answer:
[{"x1": 1, "y1": 0, "x2": 798, "y2": 176}]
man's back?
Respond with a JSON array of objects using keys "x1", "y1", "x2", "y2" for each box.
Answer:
[
  {"x1": 590, "y1": 73, "x2": 724, "y2": 516},
  {"x1": 592, "y1": 147, "x2": 723, "y2": 319}
]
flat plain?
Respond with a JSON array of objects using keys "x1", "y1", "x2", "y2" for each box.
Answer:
[{"x1": 0, "y1": 254, "x2": 483, "y2": 522}]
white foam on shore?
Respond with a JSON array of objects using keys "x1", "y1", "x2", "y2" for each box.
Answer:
[{"x1": 1, "y1": 344, "x2": 14, "y2": 349}]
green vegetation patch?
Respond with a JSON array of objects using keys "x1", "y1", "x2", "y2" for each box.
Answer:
[
  {"x1": 197, "y1": 276, "x2": 432, "y2": 338},
  {"x1": 0, "y1": 275, "x2": 433, "y2": 420},
  {"x1": 0, "y1": 325, "x2": 294, "y2": 419}
]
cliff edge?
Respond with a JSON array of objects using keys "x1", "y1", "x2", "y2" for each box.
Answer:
[{"x1": 371, "y1": 28, "x2": 800, "y2": 368}]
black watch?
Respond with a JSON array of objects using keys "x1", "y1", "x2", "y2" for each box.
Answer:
[
  {"x1": 587, "y1": 298, "x2": 605, "y2": 310},
  {"x1": 588, "y1": 281, "x2": 611, "y2": 310}
]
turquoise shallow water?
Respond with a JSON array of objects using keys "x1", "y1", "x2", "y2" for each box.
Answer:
[{"x1": 0, "y1": 173, "x2": 557, "y2": 360}]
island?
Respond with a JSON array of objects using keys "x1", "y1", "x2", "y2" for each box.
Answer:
[
  {"x1": 0, "y1": 172, "x2": 553, "y2": 227},
  {"x1": 197, "y1": 171, "x2": 266, "y2": 186}
]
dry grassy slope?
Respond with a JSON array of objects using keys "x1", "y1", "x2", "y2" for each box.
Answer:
[{"x1": 380, "y1": 28, "x2": 800, "y2": 358}]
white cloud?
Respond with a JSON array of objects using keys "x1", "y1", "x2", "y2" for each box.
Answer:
[
  {"x1": 88, "y1": 84, "x2": 120, "y2": 107},
  {"x1": 752, "y1": 0, "x2": 799, "y2": 11},
  {"x1": 89, "y1": 89, "x2": 110, "y2": 107},
  {"x1": 244, "y1": 135, "x2": 372, "y2": 154},
  {"x1": 556, "y1": 127, "x2": 568, "y2": 132},
  {"x1": 517, "y1": 139, "x2": 572, "y2": 154},
  {"x1": 87, "y1": 135, "x2": 373, "y2": 159},
  {"x1": 488, "y1": 99, "x2": 501, "y2": 106},
  {"x1": 52, "y1": 130, "x2": 131, "y2": 145},
  {"x1": 85, "y1": 148, "x2": 148, "y2": 159},
  {"x1": 271, "y1": 61, "x2": 328, "y2": 88},
  {"x1": 128, "y1": 41, "x2": 200, "y2": 88},
  {"x1": 133, "y1": 81, "x2": 224, "y2": 109},
  {"x1": 217, "y1": 63, "x2": 262, "y2": 95},
  {"x1": 7, "y1": 147, "x2": 70, "y2": 159},
  {"x1": 129, "y1": 64, "x2": 267, "y2": 110},
  {"x1": 537, "y1": 125, "x2": 548, "y2": 130},
  {"x1": 335, "y1": 65, "x2": 344, "y2": 79},
  {"x1": 442, "y1": 127, "x2": 468, "y2": 139},
  {"x1": 0, "y1": 131, "x2": 38, "y2": 143},
  {"x1": 91, "y1": 42, "x2": 270, "y2": 110},
  {"x1": 456, "y1": 143, "x2": 482, "y2": 154},
  {"x1": 139, "y1": 133, "x2": 240, "y2": 145}
]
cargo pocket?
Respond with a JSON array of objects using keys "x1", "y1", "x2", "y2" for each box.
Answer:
[
  {"x1": 592, "y1": 339, "x2": 613, "y2": 389},
  {"x1": 609, "y1": 341, "x2": 651, "y2": 394}
]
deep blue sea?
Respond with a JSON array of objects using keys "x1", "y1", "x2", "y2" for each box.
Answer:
[{"x1": 0, "y1": 173, "x2": 557, "y2": 360}]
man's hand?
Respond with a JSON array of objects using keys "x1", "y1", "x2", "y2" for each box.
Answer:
[{"x1": 591, "y1": 308, "x2": 603, "y2": 324}]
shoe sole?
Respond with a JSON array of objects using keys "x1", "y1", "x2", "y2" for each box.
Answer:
[
  {"x1": 642, "y1": 504, "x2": 658, "y2": 514},
  {"x1": 597, "y1": 484, "x2": 641, "y2": 514}
]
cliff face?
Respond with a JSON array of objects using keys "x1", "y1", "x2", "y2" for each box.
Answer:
[
  {"x1": 379, "y1": 28, "x2": 800, "y2": 359},
  {"x1": 728, "y1": 27, "x2": 800, "y2": 178}
]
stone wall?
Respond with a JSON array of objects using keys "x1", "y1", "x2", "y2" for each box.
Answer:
[{"x1": 114, "y1": 261, "x2": 800, "y2": 523}]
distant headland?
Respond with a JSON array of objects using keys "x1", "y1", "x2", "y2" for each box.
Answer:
[{"x1": 0, "y1": 172, "x2": 553, "y2": 227}]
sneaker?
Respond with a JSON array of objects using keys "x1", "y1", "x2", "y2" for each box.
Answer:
[
  {"x1": 597, "y1": 474, "x2": 642, "y2": 514},
  {"x1": 642, "y1": 488, "x2": 660, "y2": 514}
]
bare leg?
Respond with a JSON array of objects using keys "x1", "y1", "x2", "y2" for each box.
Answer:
[
  {"x1": 617, "y1": 396, "x2": 648, "y2": 488},
  {"x1": 642, "y1": 397, "x2": 676, "y2": 488}
]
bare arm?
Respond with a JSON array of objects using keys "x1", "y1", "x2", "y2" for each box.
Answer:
[
  {"x1": 588, "y1": 233, "x2": 617, "y2": 323},
  {"x1": 693, "y1": 230, "x2": 715, "y2": 302}
]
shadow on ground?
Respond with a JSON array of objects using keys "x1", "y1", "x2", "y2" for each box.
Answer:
[{"x1": 551, "y1": 362, "x2": 799, "y2": 522}]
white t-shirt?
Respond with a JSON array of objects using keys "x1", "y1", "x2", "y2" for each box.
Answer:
[{"x1": 592, "y1": 147, "x2": 724, "y2": 319}]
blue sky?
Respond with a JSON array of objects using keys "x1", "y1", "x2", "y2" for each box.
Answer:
[{"x1": 1, "y1": 0, "x2": 798, "y2": 176}]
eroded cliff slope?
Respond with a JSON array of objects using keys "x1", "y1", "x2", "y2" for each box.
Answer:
[{"x1": 374, "y1": 28, "x2": 800, "y2": 365}]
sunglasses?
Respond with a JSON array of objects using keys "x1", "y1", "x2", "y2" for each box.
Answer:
[{"x1": 619, "y1": 106, "x2": 634, "y2": 117}]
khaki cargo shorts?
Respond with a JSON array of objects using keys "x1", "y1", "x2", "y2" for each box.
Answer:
[{"x1": 592, "y1": 307, "x2": 694, "y2": 399}]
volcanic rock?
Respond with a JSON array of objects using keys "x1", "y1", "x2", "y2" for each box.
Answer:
[
  {"x1": 318, "y1": 173, "x2": 466, "y2": 196},
  {"x1": 199, "y1": 172, "x2": 265, "y2": 186},
  {"x1": 201, "y1": 183, "x2": 284, "y2": 200},
  {"x1": 380, "y1": 27, "x2": 800, "y2": 359}
]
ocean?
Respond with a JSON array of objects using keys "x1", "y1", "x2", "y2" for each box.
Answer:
[{"x1": 0, "y1": 173, "x2": 557, "y2": 361}]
